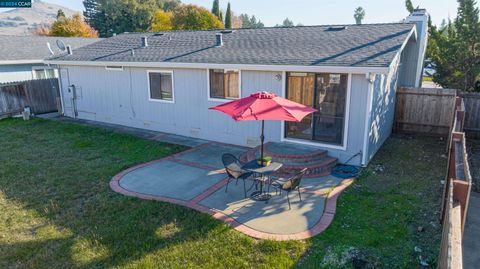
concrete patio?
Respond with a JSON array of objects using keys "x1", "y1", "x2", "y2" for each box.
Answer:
[{"x1": 110, "y1": 141, "x2": 352, "y2": 240}]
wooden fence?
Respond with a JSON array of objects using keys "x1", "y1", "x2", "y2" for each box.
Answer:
[
  {"x1": 438, "y1": 97, "x2": 472, "y2": 269},
  {"x1": 394, "y1": 87, "x2": 457, "y2": 136},
  {"x1": 0, "y1": 78, "x2": 60, "y2": 117},
  {"x1": 459, "y1": 91, "x2": 480, "y2": 138}
]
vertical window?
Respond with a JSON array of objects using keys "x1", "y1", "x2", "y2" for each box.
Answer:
[
  {"x1": 33, "y1": 68, "x2": 57, "y2": 79},
  {"x1": 34, "y1": 69, "x2": 46, "y2": 79},
  {"x1": 209, "y1": 69, "x2": 239, "y2": 100},
  {"x1": 285, "y1": 72, "x2": 348, "y2": 146},
  {"x1": 148, "y1": 71, "x2": 174, "y2": 102}
]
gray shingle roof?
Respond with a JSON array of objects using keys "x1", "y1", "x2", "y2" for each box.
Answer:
[
  {"x1": 49, "y1": 23, "x2": 415, "y2": 67},
  {"x1": 0, "y1": 36, "x2": 101, "y2": 62}
]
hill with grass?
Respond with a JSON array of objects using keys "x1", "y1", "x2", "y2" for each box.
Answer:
[{"x1": 0, "y1": 0, "x2": 80, "y2": 36}]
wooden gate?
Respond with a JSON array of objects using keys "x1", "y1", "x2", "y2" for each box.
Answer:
[{"x1": 0, "y1": 78, "x2": 60, "y2": 117}]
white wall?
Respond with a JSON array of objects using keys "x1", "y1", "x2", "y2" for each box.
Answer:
[
  {"x1": 60, "y1": 65, "x2": 371, "y2": 165},
  {"x1": 0, "y1": 64, "x2": 34, "y2": 83}
]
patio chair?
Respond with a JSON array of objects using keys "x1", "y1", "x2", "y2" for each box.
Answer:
[
  {"x1": 271, "y1": 168, "x2": 308, "y2": 209},
  {"x1": 222, "y1": 153, "x2": 252, "y2": 198}
]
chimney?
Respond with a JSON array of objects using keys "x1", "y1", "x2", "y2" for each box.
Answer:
[
  {"x1": 405, "y1": 9, "x2": 429, "y2": 87},
  {"x1": 66, "y1": 45, "x2": 72, "y2": 55},
  {"x1": 215, "y1": 33, "x2": 223, "y2": 47},
  {"x1": 141, "y1": 36, "x2": 148, "y2": 47}
]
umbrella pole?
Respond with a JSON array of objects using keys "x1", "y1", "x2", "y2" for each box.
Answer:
[{"x1": 260, "y1": 120, "x2": 265, "y2": 161}]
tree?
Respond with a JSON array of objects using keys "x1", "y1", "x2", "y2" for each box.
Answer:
[
  {"x1": 49, "y1": 14, "x2": 98, "y2": 37},
  {"x1": 225, "y1": 2, "x2": 232, "y2": 29},
  {"x1": 405, "y1": 0, "x2": 415, "y2": 13},
  {"x1": 428, "y1": 0, "x2": 480, "y2": 91},
  {"x1": 151, "y1": 10, "x2": 172, "y2": 31},
  {"x1": 56, "y1": 9, "x2": 65, "y2": 20},
  {"x1": 171, "y1": 4, "x2": 224, "y2": 30},
  {"x1": 281, "y1": 18, "x2": 294, "y2": 27},
  {"x1": 83, "y1": 0, "x2": 162, "y2": 37},
  {"x1": 354, "y1": 7, "x2": 365, "y2": 25},
  {"x1": 211, "y1": 0, "x2": 222, "y2": 21},
  {"x1": 157, "y1": 0, "x2": 180, "y2": 11},
  {"x1": 239, "y1": 14, "x2": 264, "y2": 28}
]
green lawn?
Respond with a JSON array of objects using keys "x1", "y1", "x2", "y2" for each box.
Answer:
[{"x1": 0, "y1": 119, "x2": 444, "y2": 268}]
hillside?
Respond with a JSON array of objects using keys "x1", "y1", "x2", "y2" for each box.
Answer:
[{"x1": 0, "y1": 0, "x2": 80, "y2": 36}]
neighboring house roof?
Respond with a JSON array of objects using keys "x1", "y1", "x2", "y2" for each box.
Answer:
[
  {"x1": 47, "y1": 23, "x2": 415, "y2": 69},
  {"x1": 0, "y1": 36, "x2": 101, "y2": 64}
]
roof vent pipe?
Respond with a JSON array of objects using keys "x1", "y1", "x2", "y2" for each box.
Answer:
[
  {"x1": 141, "y1": 36, "x2": 148, "y2": 47},
  {"x1": 215, "y1": 33, "x2": 223, "y2": 47},
  {"x1": 66, "y1": 45, "x2": 72, "y2": 55}
]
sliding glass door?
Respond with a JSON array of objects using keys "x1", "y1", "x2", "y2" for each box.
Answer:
[{"x1": 285, "y1": 72, "x2": 348, "y2": 146}]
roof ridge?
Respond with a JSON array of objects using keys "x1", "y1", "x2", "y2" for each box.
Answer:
[{"x1": 119, "y1": 22, "x2": 414, "y2": 35}]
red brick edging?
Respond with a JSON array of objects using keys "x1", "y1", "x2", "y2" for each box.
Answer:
[{"x1": 109, "y1": 151, "x2": 354, "y2": 241}]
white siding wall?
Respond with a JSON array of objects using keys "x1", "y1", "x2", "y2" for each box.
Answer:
[
  {"x1": 366, "y1": 57, "x2": 401, "y2": 162},
  {"x1": 60, "y1": 65, "x2": 371, "y2": 165},
  {"x1": 0, "y1": 64, "x2": 34, "y2": 83},
  {"x1": 63, "y1": 66, "x2": 284, "y2": 147}
]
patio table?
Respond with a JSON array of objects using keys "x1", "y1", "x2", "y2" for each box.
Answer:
[{"x1": 241, "y1": 160, "x2": 283, "y2": 201}]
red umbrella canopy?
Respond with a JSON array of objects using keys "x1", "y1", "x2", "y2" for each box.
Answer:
[{"x1": 209, "y1": 92, "x2": 317, "y2": 122}]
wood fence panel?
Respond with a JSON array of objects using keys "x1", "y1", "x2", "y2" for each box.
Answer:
[
  {"x1": 395, "y1": 87, "x2": 457, "y2": 135},
  {"x1": 0, "y1": 79, "x2": 59, "y2": 116},
  {"x1": 460, "y1": 92, "x2": 480, "y2": 136}
]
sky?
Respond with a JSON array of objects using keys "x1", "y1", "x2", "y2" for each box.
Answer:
[{"x1": 10, "y1": 0, "x2": 470, "y2": 26}]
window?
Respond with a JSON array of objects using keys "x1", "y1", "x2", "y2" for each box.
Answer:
[
  {"x1": 148, "y1": 71, "x2": 174, "y2": 102},
  {"x1": 33, "y1": 68, "x2": 57, "y2": 79},
  {"x1": 105, "y1": 66, "x2": 124, "y2": 71},
  {"x1": 209, "y1": 69, "x2": 240, "y2": 100},
  {"x1": 285, "y1": 72, "x2": 348, "y2": 147}
]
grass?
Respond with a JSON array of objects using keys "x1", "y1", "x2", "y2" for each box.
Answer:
[
  {"x1": 422, "y1": 76, "x2": 433, "y2": 82},
  {"x1": 0, "y1": 118, "x2": 444, "y2": 268}
]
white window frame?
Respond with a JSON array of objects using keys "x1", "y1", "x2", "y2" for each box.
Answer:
[
  {"x1": 207, "y1": 69, "x2": 242, "y2": 102},
  {"x1": 32, "y1": 66, "x2": 57, "y2": 79},
  {"x1": 147, "y1": 70, "x2": 175, "y2": 103},
  {"x1": 280, "y1": 72, "x2": 352, "y2": 151},
  {"x1": 105, "y1": 66, "x2": 124, "y2": 71}
]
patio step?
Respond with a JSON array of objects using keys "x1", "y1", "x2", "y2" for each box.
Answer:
[{"x1": 240, "y1": 142, "x2": 338, "y2": 178}]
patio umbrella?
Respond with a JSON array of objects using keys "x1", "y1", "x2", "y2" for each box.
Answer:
[{"x1": 209, "y1": 91, "x2": 317, "y2": 161}]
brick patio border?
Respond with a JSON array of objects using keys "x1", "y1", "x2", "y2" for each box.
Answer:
[{"x1": 109, "y1": 148, "x2": 354, "y2": 241}]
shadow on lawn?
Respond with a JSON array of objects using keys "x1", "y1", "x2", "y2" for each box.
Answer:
[{"x1": 0, "y1": 119, "x2": 231, "y2": 268}]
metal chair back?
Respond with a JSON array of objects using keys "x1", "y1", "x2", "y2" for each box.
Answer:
[
  {"x1": 222, "y1": 153, "x2": 243, "y2": 179},
  {"x1": 285, "y1": 168, "x2": 308, "y2": 190}
]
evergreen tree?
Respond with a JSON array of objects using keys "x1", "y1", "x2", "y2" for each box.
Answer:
[
  {"x1": 83, "y1": 0, "x2": 159, "y2": 37},
  {"x1": 429, "y1": 0, "x2": 480, "y2": 91},
  {"x1": 405, "y1": 0, "x2": 415, "y2": 13},
  {"x1": 239, "y1": 14, "x2": 264, "y2": 28},
  {"x1": 211, "y1": 0, "x2": 222, "y2": 21},
  {"x1": 225, "y1": 2, "x2": 232, "y2": 29},
  {"x1": 280, "y1": 18, "x2": 294, "y2": 27}
]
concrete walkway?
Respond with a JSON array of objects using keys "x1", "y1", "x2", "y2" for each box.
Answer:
[{"x1": 110, "y1": 142, "x2": 351, "y2": 240}]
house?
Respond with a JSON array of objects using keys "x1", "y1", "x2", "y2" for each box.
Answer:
[
  {"x1": 45, "y1": 10, "x2": 429, "y2": 167},
  {"x1": 0, "y1": 36, "x2": 100, "y2": 83}
]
